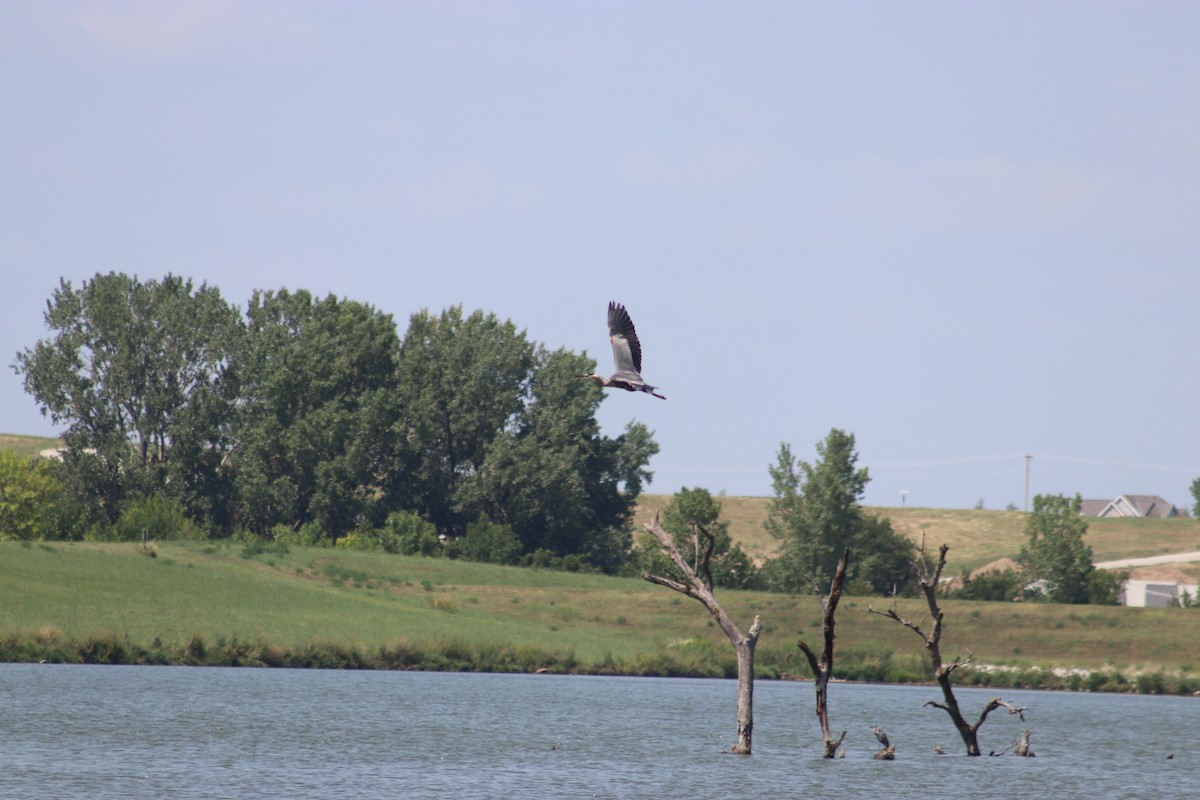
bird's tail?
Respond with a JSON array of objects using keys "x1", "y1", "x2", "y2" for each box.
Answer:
[{"x1": 641, "y1": 384, "x2": 666, "y2": 400}]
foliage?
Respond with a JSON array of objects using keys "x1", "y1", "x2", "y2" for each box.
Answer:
[
  {"x1": 1017, "y1": 493, "x2": 1094, "y2": 604},
  {"x1": 12, "y1": 275, "x2": 659, "y2": 568},
  {"x1": 0, "y1": 451, "x2": 64, "y2": 540},
  {"x1": 949, "y1": 567, "x2": 1026, "y2": 602},
  {"x1": 455, "y1": 515, "x2": 523, "y2": 565},
  {"x1": 369, "y1": 510, "x2": 442, "y2": 556},
  {"x1": 848, "y1": 514, "x2": 917, "y2": 595},
  {"x1": 270, "y1": 521, "x2": 329, "y2": 548},
  {"x1": 230, "y1": 289, "x2": 404, "y2": 540},
  {"x1": 522, "y1": 549, "x2": 593, "y2": 573},
  {"x1": 763, "y1": 430, "x2": 915, "y2": 594},
  {"x1": 13, "y1": 273, "x2": 242, "y2": 522},
  {"x1": 452, "y1": 346, "x2": 658, "y2": 572},
  {"x1": 1191, "y1": 476, "x2": 1200, "y2": 519},
  {"x1": 113, "y1": 494, "x2": 203, "y2": 542},
  {"x1": 1087, "y1": 568, "x2": 1128, "y2": 606},
  {"x1": 392, "y1": 306, "x2": 535, "y2": 537}
]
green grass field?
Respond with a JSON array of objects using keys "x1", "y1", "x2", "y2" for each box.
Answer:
[
  {"x1": 4, "y1": 434, "x2": 1199, "y2": 690},
  {"x1": 3, "y1": 540, "x2": 1198, "y2": 692}
]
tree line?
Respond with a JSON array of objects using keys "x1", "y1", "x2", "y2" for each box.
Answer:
[
  {"x1": 4, "y1": 272, "x2": 1130, "y2": 598},
  {"x1": 8, "y1": 273, "x2": 655, "y2": 572}
]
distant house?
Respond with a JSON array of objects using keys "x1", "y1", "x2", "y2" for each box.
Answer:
[{"x1": 1079, "y1": 494, "x2": 1179, "y2": 519}]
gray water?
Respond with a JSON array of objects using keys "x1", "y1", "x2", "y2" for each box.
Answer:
[{"x1": 0, "y1": 664, "x2": 1196, "y2": 799}]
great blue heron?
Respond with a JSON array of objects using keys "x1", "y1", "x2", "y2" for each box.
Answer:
[
  {"x1": 580, "y1": 302, "x2": 666, "y2": 399},
  {"x1": 872, "y1": 725, "x2": 890, "y2": 749}
]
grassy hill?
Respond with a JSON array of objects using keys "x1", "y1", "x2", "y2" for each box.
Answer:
[
  {"x1": 636, "y1": 496, "x2": 1200, "y2": 577},
  {"x1": 2, "y1": 540, "x2": 1199, "y2": 693},
  {"x1": 0, "y1": 433, "x2": 61, "y2": 458}
]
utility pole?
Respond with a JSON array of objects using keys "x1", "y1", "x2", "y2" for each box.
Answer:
[{"x1": 1024, "y1": 454, "x2": 1032, "y2": 512}]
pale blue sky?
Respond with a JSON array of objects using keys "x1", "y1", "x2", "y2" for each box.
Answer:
[{"x1": 3, "y1": 1, "x2": 1199, "y2": 510}]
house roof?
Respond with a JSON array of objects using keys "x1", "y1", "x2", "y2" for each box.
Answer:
[
  {"x1": 1099, "y1": 494, "x2": 1178, "y2": 519},
  {"x1": 1078, "y1": 499, "x2": 1110, "y2": 517}
]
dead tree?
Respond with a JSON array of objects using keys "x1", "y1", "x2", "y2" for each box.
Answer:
[
  {"x1": 991, "y1": 728, "x2": 1035, "y2": 757},
  {"x1": 795, "y1": 547, "x2": 850, "y2": 758},
  {"x1": 869, "y1": 542, "x2": 1027, "y2": 756},
  {"x1": 643, "y1": 512, "x2": 763, "y2": 754}
]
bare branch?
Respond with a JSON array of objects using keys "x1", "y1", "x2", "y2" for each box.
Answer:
[
  {"x1": 796, "y1": 639, "x2": 821, "y2": 678},
  {"x1": 747, "y1": 614, "x2": 763, "y2": 643},
  {"x1": 977, "y1": 698, "x2": 1028, "y2": 727},
  {"x1": 642, "y1": 572, "x2": 694, "y2": 597},
  {"x1": 867, "y1": 605, "x2": 928, "y2": 641},
  {"x1": 942, "y1": 651, "x2": 974, "y2": 677}
]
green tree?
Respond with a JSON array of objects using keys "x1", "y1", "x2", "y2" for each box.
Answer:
[
  {"x1": 13, "y1": 273, "x2": 242, "y2": 522},
  {"x1": 0, "y1": 451, "x2": 64, "y2": 540},
  {"x1": 1017, "y1": 493, "x2": 1094, "y2": 604},
  {"x1": 393, "y1": 306, "x2": 535, "y2": 536},
  {"x1": 230, "y1": 289, "x2": 403, "y2": 540},
  {"x1": 457, "y1": 347, "x2": 658, "y2": 572},
  {"x1": 1190, "y1": 477, "x2": 1200, "y2": 519},
  {"x1": 849, "y1": 513, "x2": 918, "y2": 595},
  {"x1": 763, "y1": 429, "x2": 914, "y2": 594},
  {"x1": 1087, "y1": 568, "x2": 1128, "y2": 606},
  {"x1": 456, "y1": 514, "x2": 523, "y2": 565}
]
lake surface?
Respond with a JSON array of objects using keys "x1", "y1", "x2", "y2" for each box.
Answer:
[{"x1": 0, "y1": 664, "x2": 1195, "y2": 799}]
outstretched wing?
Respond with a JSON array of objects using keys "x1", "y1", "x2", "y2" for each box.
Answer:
[{"x1": 607, "y1": 301, "x2": 643, "y2": 375}]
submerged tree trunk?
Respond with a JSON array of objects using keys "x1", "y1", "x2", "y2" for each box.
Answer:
[
  {"x1": 796, "y1": 547, "x2": 850, "y2": 758},
  {"x1": 870, "y1": 542, "x2": 1027, "y2": 756},
  {"x1": 643, "y1": 513, "x2": 763, "y2": 754},
  {"x1": 732, "y1": 633, "x2": 758, "y2": 752}
]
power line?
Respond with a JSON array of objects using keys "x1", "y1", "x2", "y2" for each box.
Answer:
[
  {"x1": 653, "y1": 453, "x2": 1200, "y2": 477},
  {"x1": 1037, "y1": 454, "x2": 1200, "y2": 474}
]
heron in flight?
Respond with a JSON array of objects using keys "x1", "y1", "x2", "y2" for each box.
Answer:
[{"x1": 580, "y1": 302, "x2": 666, "y2": 399}]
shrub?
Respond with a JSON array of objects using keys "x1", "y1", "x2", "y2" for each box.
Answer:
[
  {"x1": 271, "y1": 521, "x2": 328, "y2": 547},
  {"x1": 523, "y1": 549, "x2": 598, "y2": 573},
  {"x1": 373, "y1": 510, "x2": 441, "y2": 556},
  {"x1": 1135, "y1": 671, "x2": 1166, "y2": 695},
  {"x1": 457, "y1": 515, "x2": 522, "y2": 565},
  {"x1": 113, "y1": 495, "x2": 202, "y2": 542},
  {"x1": 1088, "y1": 568, "x2": 1129, "y2": 605},
  {"x1": 950, "y1": 567, "x2": 1025, "y2": 602},
  {"x1": 241, "y1": 540, "x2": 290, "y2": 560}
]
